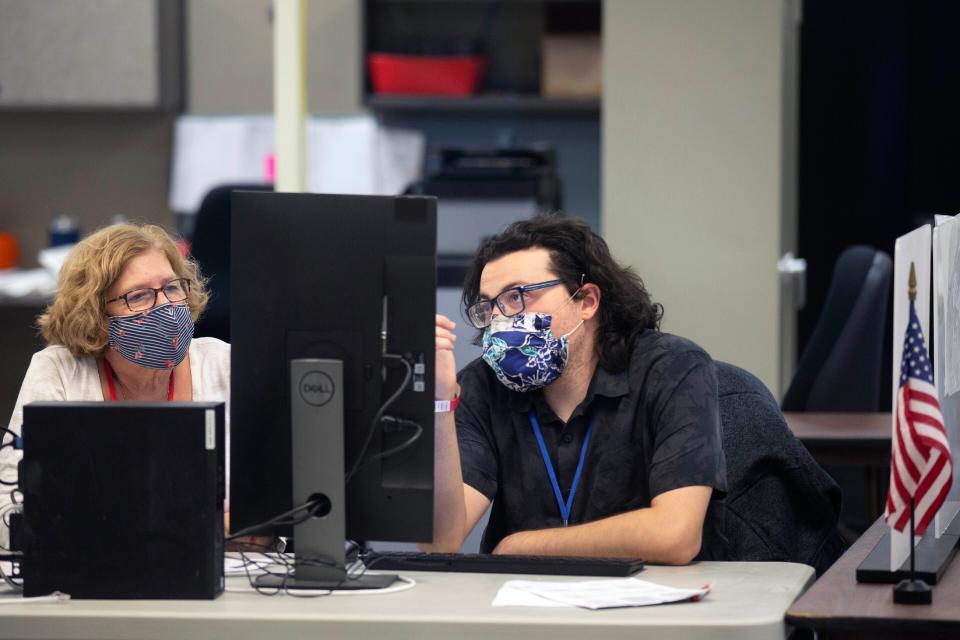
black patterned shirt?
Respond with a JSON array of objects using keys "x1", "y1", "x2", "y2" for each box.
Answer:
[{"x1": 456, "y1": 330, "x2": 727, "y2": 556}]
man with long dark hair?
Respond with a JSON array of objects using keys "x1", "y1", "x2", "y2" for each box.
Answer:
[{"x1": 427, "y1": 213, "x2": 726, "y2": 563}]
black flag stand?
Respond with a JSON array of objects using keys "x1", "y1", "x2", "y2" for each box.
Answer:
[{"x1": 893, "y1": 497, "x2": 933, "y2": 604}]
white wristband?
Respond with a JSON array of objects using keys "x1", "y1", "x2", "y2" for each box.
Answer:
[{"x1": 434, "y1": 396, "x2": 460, "y2": 413}]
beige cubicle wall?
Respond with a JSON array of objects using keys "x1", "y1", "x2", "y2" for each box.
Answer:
[
  {"x1": 602, "y1": 0, "x2": 800, "y2": 397},
  {"x1": 0, "y1": 112, "x2": 176, "y2": 270}
]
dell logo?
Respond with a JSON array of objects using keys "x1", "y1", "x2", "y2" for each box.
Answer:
[{"x1": 299, "y1": 371, "x2": 335, "y2": 407}]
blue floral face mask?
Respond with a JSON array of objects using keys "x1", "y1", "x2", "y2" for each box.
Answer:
[
  {"x1": 107, "y1": 302, "x2": 194, "y2": 369},
  {"x1": 481, "y1": 312, "x2": 584, "y2": 393}
]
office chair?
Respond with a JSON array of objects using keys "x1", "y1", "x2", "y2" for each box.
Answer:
[
  {"x1": 714, "y1": 361, "x2": 845, "y2": 576},
  {"x1": 780, "y1": 245, "x2": 893, "y2": 541},
  {"x1": 189, "y1": 183, "x2": 273, "y2": 342},
  {"x1": 781, "y1": 245, "x2": 893, "y2": 411}
]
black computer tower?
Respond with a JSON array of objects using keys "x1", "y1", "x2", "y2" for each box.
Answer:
[{"x1": 19, "y1": 402, "x2": 225, "y2": 599}]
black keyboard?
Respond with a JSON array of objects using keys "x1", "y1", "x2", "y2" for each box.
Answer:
[{"x1": 363, "y1": 551, "x2": 644, "y2": 577}]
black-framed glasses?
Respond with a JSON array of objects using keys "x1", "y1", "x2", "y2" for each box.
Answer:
[
  {"x1": 105, "y1": 278, "x2": 191, "y2": 313},
  {"x1": 465, "y1": 279, "x2": 564, "y2": 329}
]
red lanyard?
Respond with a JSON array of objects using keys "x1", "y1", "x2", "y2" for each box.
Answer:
[{"x1": 103, "y1": 359, "x2": 174, "y2": 401}]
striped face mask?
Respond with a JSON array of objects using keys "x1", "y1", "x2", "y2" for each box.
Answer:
[{"x1": 107, "y1": 303, "x2": 193, "y2": 369}]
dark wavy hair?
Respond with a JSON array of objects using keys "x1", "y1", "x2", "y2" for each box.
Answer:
[{"x1": 462, "y1": 212, "x2": 663, "y2": 372}]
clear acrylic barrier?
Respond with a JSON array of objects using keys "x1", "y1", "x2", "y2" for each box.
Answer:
[
  {"x1": 933, "y1": 214, "x2": 960, "y2": 536},
  {"x1": 890, "y1": 226, "x2": 932, "y2": 569}
]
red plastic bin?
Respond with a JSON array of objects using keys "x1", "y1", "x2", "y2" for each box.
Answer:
[{"x1": 368, "y1": 53, "x2": 486, "y2": 96}]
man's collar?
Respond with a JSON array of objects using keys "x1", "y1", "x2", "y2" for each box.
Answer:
[
  {"x1": 507, "y1": 361, "x2": 629, "y2": 413},
  {"x1": 591, "y1": 363, "x2": 630, "y2": 399},
  {"x1": 509, "y1": 388, "x2": 534, "y2": 412}
]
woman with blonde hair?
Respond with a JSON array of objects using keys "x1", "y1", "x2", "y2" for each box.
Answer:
[{"x1": 2, "y1": 223, "x2": 230, "y2": 547}]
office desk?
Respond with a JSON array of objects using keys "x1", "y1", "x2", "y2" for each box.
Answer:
[
  {"x1": 782, "y1": 412, "x2": 891, "y2": 467},
  {"x1": 0, "y1": 562, "x2": 813, "y2": 640},
  {"x1": 784, "y1": 412, "x2": 892, "y2": 525},
  {"x1": 787, "y1": 518, "x2": 960, "y2": 638}
]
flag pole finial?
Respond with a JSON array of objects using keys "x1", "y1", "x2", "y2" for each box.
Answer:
[{"x1": 908, "y1": 262, "x2": 917, "y2": 302}]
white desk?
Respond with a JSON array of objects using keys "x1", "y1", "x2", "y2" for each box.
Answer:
[{"x1": 0, "y1": 562, "x2": 813, "y2": 640}]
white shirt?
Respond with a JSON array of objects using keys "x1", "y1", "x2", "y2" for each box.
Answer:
[{"x1": 1, "y1": 337, "x2": 230, "y2": 548}]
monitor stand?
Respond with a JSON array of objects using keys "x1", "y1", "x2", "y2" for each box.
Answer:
[{"x1": 254, "y1": 358, "x2": 398, "y2": 590}]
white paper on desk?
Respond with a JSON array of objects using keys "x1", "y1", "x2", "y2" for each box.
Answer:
[
  {"x1": 494, "y1": 578, "x2": 711, "y2": 610},
  {"x1": 224, "y1": 556, "x2": 276, "y2": 576},
  {"x1": 493, "y1": 584, "x2": 569, "y2": 608}
]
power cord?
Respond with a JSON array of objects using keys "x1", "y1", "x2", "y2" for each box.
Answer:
[
  {"x1": 349, "y1": 417, "x2": 423, "y2": 478},
  {"x1": 0, "y1": 428, "x2": 18, "y2": 452},
  {"x1": 226, "y1": 548, "x2": 416, "y2": 597},
  {"x1": 225, "y1": 498, "x2": 324, "y2": 541},
  {"x1": 345, "y1": 355, "x2": 415, "y2": 485},
  {"x1": 0, "y1": 428, "x2": 20, "y2": 488},
  {"x1": 231, "y1": 545, "x2": 349, "y2": 596},
  {"x1": 224, "y1": 574, "x2": 417, "y2": 597}
]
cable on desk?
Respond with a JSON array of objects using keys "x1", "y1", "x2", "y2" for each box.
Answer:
[
  {"x1": 0, "y1": 591, "x2": 69, "y2": 604},
  {"x1": 224, "y1": 573, "x2": 416, "y2": 597},
  {"x1": 0, "y1": 427, "x2": 18, "y2": 451},
  {"x1": 231, "y1": 545, "x2": 339, "y2": 597},
  {"x1": 229, "y1": 545, "x2": 417, "y2": 598}
]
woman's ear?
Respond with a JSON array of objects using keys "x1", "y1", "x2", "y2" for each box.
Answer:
[
  {"x1": 579, "y1": 283, "x2": 601, "y2": 320},
  {"x1": 96, "y1": 322, "x2": 110, "y2": 352}
]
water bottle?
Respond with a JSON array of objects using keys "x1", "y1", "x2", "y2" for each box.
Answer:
[{"x1": 48, "y1": 215, "x2": 79, "y2": 247}]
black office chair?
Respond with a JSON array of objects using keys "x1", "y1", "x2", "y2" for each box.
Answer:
[
  {"x1": 782, "y1": 245, "x2": 893, "y2": 411},
  {"x1": 189, "y1": 183, "x2": 273, "y2": 342},
  {"x1": 780, "y1": 245, "x2": 893, "y2": 541},
  {"x1": 713, "y1": 361, "x2": 845, "y2": 576}
]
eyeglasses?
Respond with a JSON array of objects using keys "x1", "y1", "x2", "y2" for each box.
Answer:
[
  {"x1": 465, "y1": 280, "x2": 565, "y2": 329},
  {"x1": 105, "y1": 278, "x2": 191, "y2": 313}
]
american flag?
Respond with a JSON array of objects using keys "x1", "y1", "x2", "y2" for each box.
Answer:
[{"x1": 885, "y1": 297, "x2": 953, "y2": 536}]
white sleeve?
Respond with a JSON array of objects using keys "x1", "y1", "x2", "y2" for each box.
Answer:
[
  {"x1": 2, "y1": 350, "x2": 69, "y2": 549},
  {"x1": 7, "y1": 350, "x2": 70, "y2": 435}
]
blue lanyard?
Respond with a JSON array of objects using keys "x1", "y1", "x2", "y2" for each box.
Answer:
[{"x1": 528, "y1": 409, "x2": 596, "y2": 527}]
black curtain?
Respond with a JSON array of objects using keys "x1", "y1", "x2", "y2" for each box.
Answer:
[{"x1": 798, "y1": 0, "x2": 960, "y2": 408}]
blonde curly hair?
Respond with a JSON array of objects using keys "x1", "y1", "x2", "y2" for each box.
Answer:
[{"x1": 37, "y1": 223, "x2": 209, "y2": 356}]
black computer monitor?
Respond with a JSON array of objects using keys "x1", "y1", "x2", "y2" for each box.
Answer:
[{"x1": 229, "y1": 191, "x2": 436, "y2": 589}]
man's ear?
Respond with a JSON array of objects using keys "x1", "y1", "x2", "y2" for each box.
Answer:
[{"x1": 578, "y1": 283, "x2": 601, "y2": 320}]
